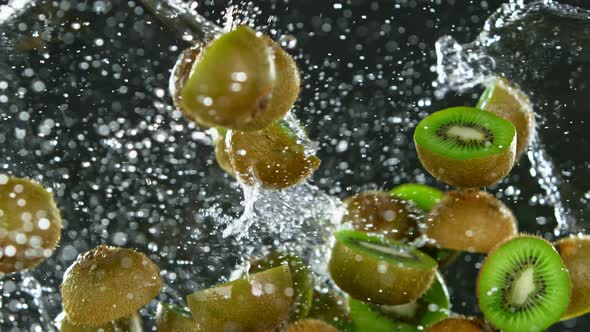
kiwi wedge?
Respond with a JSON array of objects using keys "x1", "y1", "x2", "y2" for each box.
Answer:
[
  {"x1": 155, "y1": 303, "x2": 198, "y2": 331},
  {"x1": 349, "y1": 272, "x2": 450, "y2": 332},
  {"x1": 283, "y1": 319, "x2": 340, "y2": 332},
  {"x1": 390, "y1": 183, "x2": 443, "y2": 212},
  {"x1": 0, "y1": 176, "x2": 62, "y2": 274},
  {"x1": 425, "y1": 190, "x2": 517, "y2": 253},
  {"x1": 477, "y1": 77, "x2": 535, "y2": 160},
  {"x1": 187, "y1": 265, "x2": 293, "y2": 331},
  {"x1": 249, "y1": 252, "x2": 313, "y2": 320},
  {"x1": 328, "y1": 230, "x2": 437, "y2": 305},
  {"x1": 177, "y1": 25, "x2": 300, "y2": 131},
  {"x1": 555, "y1": 235, "x2": 590, "y2": 320},
  {"x1": 61, "y1": 245, "x2": 163, "y2": 326},
  {"x1": 426, "y1": 317, "x2": 493, "y2": 332},
  {"x1": 308, "y1": 289, "x2": 353, "y2": 330},
  {"x1": 413, "y1": 107, "x2": 516, "y2": 188},
  {"x1": 228, "y1": 123, "x2": 320, "y2": 190},
  {"x1": 477, "y1": 235, "x2": 570, "y2": 332},
  {"x1": 343, "y1": 191, "x2": 420, "y2": 241},
  {"x1": 57, "y1": 311, "x2": 142, "y2": 332}
]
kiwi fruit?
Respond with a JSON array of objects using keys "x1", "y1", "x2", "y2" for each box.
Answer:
[
  {"x1": 187, "y1": 265, "x2": 293, "y2": 331},
  {"x1": 249, "y1": 252, "x2": 313, "y2": 320},
  {"x1": 308, "y1": 288, "x2": 353, "y2": 330},
  {"x1": 477, "y1": 235, "x2": 570, "y2": 332},
  {"x1": 390, "y1": 183, "x2": 443, "y2": 212},
  {"x1": 328, "y1": 230, "x2": 437, "y2": 305},
  {"x1": 228, "y1": 122, "x2": 321, "y2": 190},
  {"x1": 342, "y1": 191, "x2": 420, "y2": 241},
  {"x1": 155, "y1": 303, "x2": 198, "y2": 331},
  {"x1": 426, "y1": 317, "x2": 493, "y2": 332},
  {"x1": 555, "y1": 234, "x2": 590, "y2": 320},
  {"x1": 283, "y1": 319, "x2": 340, "y2": 332},
  {"x1": 0, "y1": 176, "x2": 62, "y2": 274},
  {"x1": 425, "y1": 189, "x2": 517, "y2": 253},
  {"x1": 477, "y1": 77, "x2": 535, "y2": 160},
  {"x1": 349, "y1": 272, "x2": 450, "y2": 331},
  {"x1": 177, "y1": 25, "x2": 300, "y2": 131},
  {"x1": 413, "y1": 107, "x2": 516, "y2": 188},
  {"x1": 213, "y1": 128, "x2": 235, "y2": 176},
  {"x1": 61, "y1": 245, "x2": 163, "y2": 326},
  {"x1": 56, "y1": 311, "x2": 142, "y2": 332}
]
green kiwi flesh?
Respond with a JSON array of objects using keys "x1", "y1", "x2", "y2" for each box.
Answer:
[
  {"x1": 555, "y1": 235, "x2": 590, "y2": 320},
  {"x1": 155, "y1": 303, "x2": 198, "y2": 331},
  {"x1": 477, "y1": 236, "x2": 570, "y2": 332},
  {"x1": 414, "y1": 107, "x2": 516, "y2": 188},
  {"x1": 328, "y1": 230, "x2": 437, "y2": 305},
  {"x1": 187, "y1": 265, "x2": 293, "y2": 331},
  {"x1": 249, "y1": 252, "x2": 313, "y2": 320}
]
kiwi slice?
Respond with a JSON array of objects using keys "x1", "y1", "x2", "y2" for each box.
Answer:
[
  {"x1": 328, "y1": 230, "x2": 437, "y2": 305},
  {"x1": 61, "y1": 245, "x2": 163, "y2": 326},
  {"x1": 155, "y1": 303, "x2": 198, "y2": 331},
  {"x1": 390, "y1": 183, "x2": 443, "y2": 212},
  {"x1": 228, "y1": 123, "x2": 321, "y2": 190},
  {"x1": 57, "y1": 311, "x2": 142, "y2": 332},
  {"x1": 187, "y1": 265, "x2": 293, "y2": 331},
  {"x1": 413, "y1": 107, "x2": 516, "y2": 188},
  {"x1": 477, "y1": 235, "x2": 570, "y2": 332},
  {"x1": 425, "y1": 317, "x2": 493, "y2": 332},
  {"x1": 283, "y1": 319, "x2": 340, "y2": 332},
  {"x1": 555, "y1": 235, "x2": 590, "y2": 320},
  {"x1": 0, "y1": 176, "x2": 62, "y2": 274},
  {"x1": 349, "y1": 272, "x2": 450, "y2": 332},
  {"x1": 477, "y1": 77, "x2": 535, "y2": 160},
  {"x1": 308, "y1": 289, "x2": 353, "y2": 330},
  {"x1": 177, "y1": 25, "x2": 300, "y2": 131},
  {"x1": 343, "y1": 191, "x2": 420, "y2": 241},
  {"x1": 425, "y1": 190, "x2": 517, "y2": 253}
]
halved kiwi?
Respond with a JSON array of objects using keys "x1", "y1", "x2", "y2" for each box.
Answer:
[
  {"x1": 555, "y1": 235, "x2": 590, "y2": 320},
  {"x1": 176, "y1": 25, "x2": 300, "y2": 131},
  {"x1": 187, "y1": 265, "x2": 293, "y2": 331},
  {"x1": 249, "y1": 252, "x2": 313, "y2": 320},
  {"x1": 56, "y1": 311, "x2": 142, "y2": 332},
  {"x1": 0, "y1": 176, "x2": 62, "y2": 274},
  {"x1": 308, "y1": 289, "x2": 353, "y2": 330},
  {"x1": 426, "y1": 316, "x2": 493, "y2": 332},
  {"x1": 342, "y1": 191, "x2": 420, "y2": 241},
  {"x1": 228, "y1": 123, "x2": 320, "y2": 190},
  {"x1": 61, "y1": 245, "x2": 163, "y2": 326},
  {"x1": 425, "y1": 190, "x2": 517, "y2": 253},
  {"x1": 477, "y1": 77, "x2": 535, "y2": 160},
  {"x1": 349, "y1": 272, "x2": 450, "y2": 331},
  {"x1": 283, "y1": 319, "x2": 340, "y2": 332},
  {"x1": 328, "y1": 230, "x2": 437, "y2": 305},
  {"x1": 477, "y1": 235, "x2": 570, "y2": 332},
  {"x1": 155, "y1": 303, "x2": 198, "y2": 331},
  {"x1": 414, "y1": 107, "x2": 516, "y2": 188}
]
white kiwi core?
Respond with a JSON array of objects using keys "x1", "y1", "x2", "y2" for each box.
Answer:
[
  {"x1": 510, "y1": 267, "x2": 536, "y2": 305},
  {"x1": 447, "y1": 126, "x2": 486, "y2": 141}
]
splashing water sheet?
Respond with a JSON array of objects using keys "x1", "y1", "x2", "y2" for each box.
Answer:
[{"x1": 0, "y1": 0, "x2": 588, "y2": 330}]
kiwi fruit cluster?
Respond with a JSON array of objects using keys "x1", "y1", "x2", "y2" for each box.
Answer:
[{"x1": 172, "y1": 25, "x2": 320, "y2": 190}]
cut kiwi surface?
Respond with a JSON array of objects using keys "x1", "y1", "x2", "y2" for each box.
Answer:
[
  {"x1": 155, "y1": 303, "x2": 198, "y2": 331},
  {"x1": 425, "y1": 190, "x2": 517, "y2": 253},
  {"x1": 328, "y1": 230, "x2": 437, "y2": 305},
  {"x1": 228, "y1": 122, "x2": 320, "y2": 190},
  {"x1": 343, "y1": 191, "x2": 420, "y2": 241},
  {"x1": 477, "y1": 77, "x2": 535, "y2": 160},
  {"x1": 425, "y1": 316, "x2": 493, "y2": 332},
  {"x1": 414, "y1": 107, "x2": 516, "y2": 188},
  {"x1": 555, "y1": 235, "x2": 590, "y2": 320},
  {"x1": 0, "y1": 176, "x2": 62, "y2": 274},
  {"x1": 349, "y1": 272, "x2": 450, "y2": 332},
  {"x1": 390, "y1": 183, "x2": 443, "y2": 212},
  {"x1": 249, "y1": 252, "x2": 313, "y2": 320},
  {"x1": 477, "y1": 236, "x2": 570, "y2": 332},
  {"x1": 57, "y1": 311, "x2": 142, "y2": 332},
  {"x1": 283, "y1": 319, "x2": 340, "y2": 332},
  {"x1": 187, "y1": 265, "x2": 293, "y2": 331},
  {"x1": 61, "y1": 245, "x2": 163, "y2": 326}
]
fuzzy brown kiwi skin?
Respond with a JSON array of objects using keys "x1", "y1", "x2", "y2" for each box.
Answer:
[
  {"x1": 425, "y1": 189, "x2": 517, "y2": 253},
  {"x1": 415, "y1": 137, "x2": 516, "y2": 189},
  {"x1": 426, "y1": 316, "x2": 495, "y2": 332},
  {"x1": 170, "y1": 43, "x2": 205, "y2": 120},
  {"x1": 343, "y1": 191, "x2": 420, "y2": 241},
  {"x1": 555, "y1": 235, "x2": 590, "y2": 320},
  {"x1": 283, "y1": 319, "x2": 340, "y2": 332}
]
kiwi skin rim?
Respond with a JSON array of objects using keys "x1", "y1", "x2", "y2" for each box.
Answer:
[
  {"x1": 555, "y1": 235, "x2": 590, "y2": 321},
  {"x1": 425, "y1": 189, "x2": 517, "y2": 253},
  {"x1": 425, "y1": 316, "x2": 494, "y2": 332},
  {"x1": 328, "y1": 230, "x2": 437, "y2": 305},
  {"x1": 414, "y1": 107, "x2": 516, "y2": 189},
  {"x1": 283, "y1": 319, "x2": 340, "y2": 332}
]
